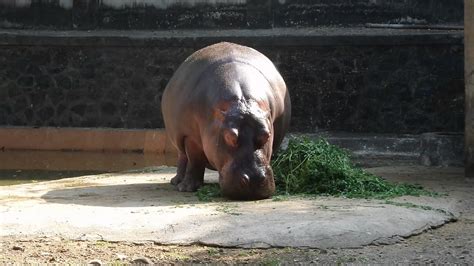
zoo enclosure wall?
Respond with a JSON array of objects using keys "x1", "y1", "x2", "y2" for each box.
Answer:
[
  {"x1": 0, "y1": 0, "x2": 465, "y2": 153},
  {"x1": 0, "y1": 0, "x2": 464, "y2": 30}
]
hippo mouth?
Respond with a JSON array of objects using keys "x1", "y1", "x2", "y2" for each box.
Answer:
[{"x1": 218, "y1": 166, "x2": 276, "y2": 200}]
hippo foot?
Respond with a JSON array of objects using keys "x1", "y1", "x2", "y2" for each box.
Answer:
[
  {"x1": 170, "y1": 175, "x2": 182, "y2": 186},
  {"x1": 176, "y1": 179, "x2": 204, "y2": 192}
]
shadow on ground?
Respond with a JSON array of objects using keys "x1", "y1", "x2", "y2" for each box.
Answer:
[{"x1": 40, "y1": 182, "x2": 220, "y2": 207}]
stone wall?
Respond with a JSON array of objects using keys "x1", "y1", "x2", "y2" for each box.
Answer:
[
  {"x1": 0, "y1": 30, "x2": 464, "y2": 134},
  {"x1": 0, "y1": 45, "x2": 187, "y2": 129},
  {"x1": 0, "y1": 0, "x2": 463, "y2": 30},
  {"x1": 465, "y1": 0, "x2": 474, "y2": 176},
  {"x1": 272, "y1": 45, "x2": 464, "y2": 133}
]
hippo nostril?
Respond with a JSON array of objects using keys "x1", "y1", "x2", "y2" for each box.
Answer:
[
  {"x1": 240, "y1": 174, "x2": 250, "y2": 187},
  {"x1": 252, "y1": 172, "x2": 266, "y2": 182}
]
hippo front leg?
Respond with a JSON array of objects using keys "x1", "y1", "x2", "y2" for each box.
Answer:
[
  {"x1": 175, "y1": 138, "x2": 205, "y2": 192},
  {"x1": 171, "y1": 152, "x2": 187, "y2": 185}
]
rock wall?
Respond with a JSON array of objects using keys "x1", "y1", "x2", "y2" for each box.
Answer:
[{"x1": 0, "y1": 31, "x2": 464, "y2": 133}]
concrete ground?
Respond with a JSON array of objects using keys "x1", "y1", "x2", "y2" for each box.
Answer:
[{"x1": 0, "y1": 165, "x2": 466, "y2": 251}]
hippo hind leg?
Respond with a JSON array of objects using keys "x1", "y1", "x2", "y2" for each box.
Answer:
[{"x1": 175, "y1": 138, "x2": 205, "y2": 192}]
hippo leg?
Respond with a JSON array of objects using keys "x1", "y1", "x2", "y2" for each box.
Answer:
[
  {"x1": 170, "y1": 152, "x2": 187, "y2": 185},
  {"x1": 176, "y1": 138, "x2": 205, "y2": 192}
]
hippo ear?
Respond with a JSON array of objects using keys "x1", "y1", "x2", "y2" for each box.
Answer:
[{"x1": 223, "y1": 128, "x2": 239, "y2": 148}]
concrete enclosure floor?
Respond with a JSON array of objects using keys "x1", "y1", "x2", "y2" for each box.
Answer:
[{"x1": 0, "y1": 165, "x2": 468, "y2": 249}]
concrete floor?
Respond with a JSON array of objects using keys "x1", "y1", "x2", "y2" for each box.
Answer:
[{"x1": 0, "y1": 165, "x2": 465, "y2": 249}]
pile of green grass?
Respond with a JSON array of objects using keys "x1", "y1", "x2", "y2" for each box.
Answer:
[
  {"x1": 272, "y1": 137, "x2": 432, "y2": 199},
  {"x1": 196, "y1": 137, "x2": 432, "y2": 201}
]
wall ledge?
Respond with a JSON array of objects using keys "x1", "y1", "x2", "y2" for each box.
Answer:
[
  {"x1": 0, "y1": 27, "x2": 464, "y2": 47},
  {"x1": 0, "y1": 126, "x2": 176, "y2": 153}
]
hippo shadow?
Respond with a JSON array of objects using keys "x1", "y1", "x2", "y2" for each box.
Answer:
[{"x1": 41, "y1": 181, "x2": 225, "y2": 207}]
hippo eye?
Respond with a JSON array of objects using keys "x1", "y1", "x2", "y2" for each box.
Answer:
[
  {"x1": 255, "y1": 130, "x2": 270, "y2": 149},
  {"x1": 224, "y1": 128, "x2": 239, "y2": 148}
]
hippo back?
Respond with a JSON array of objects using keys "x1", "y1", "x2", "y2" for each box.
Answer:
[{"x1": 161, "y1": 42, "x2": 290, "y2": 154}]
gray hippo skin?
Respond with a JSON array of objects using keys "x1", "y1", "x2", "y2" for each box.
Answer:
[{"x1": 161, "y1": 42, "x2": 291, "y2": 200}]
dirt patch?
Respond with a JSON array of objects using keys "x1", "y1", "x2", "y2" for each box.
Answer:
[{"x1": 1, "y1": 219, "x2": 473, "y2": 264}]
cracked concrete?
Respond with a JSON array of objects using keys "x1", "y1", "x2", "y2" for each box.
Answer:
[{"x1": 0, "y1": 166, "x2": 460, "y2": 248}]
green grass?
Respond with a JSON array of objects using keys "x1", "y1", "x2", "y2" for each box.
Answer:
[
  {"x1": 383, "y1": 200, "x2": 454, "y2": 217},
  {"x1": 272, "y1": 137, "x2": 433, "y2": 199},
  {"x1": 196, "y1": 137, "x2": 433, "y2": 201},
  {"x1": 196, "y1": 183, "x2": 221, "y2": 201}
]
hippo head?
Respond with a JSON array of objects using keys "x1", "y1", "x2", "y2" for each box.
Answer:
[{"x1": 210, "y1": 99, "x2": 275, "y2": 200}]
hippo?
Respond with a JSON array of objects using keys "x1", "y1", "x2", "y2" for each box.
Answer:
[{"x1": 161, "y1": 42, "x2": 291, "y2": 200}]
